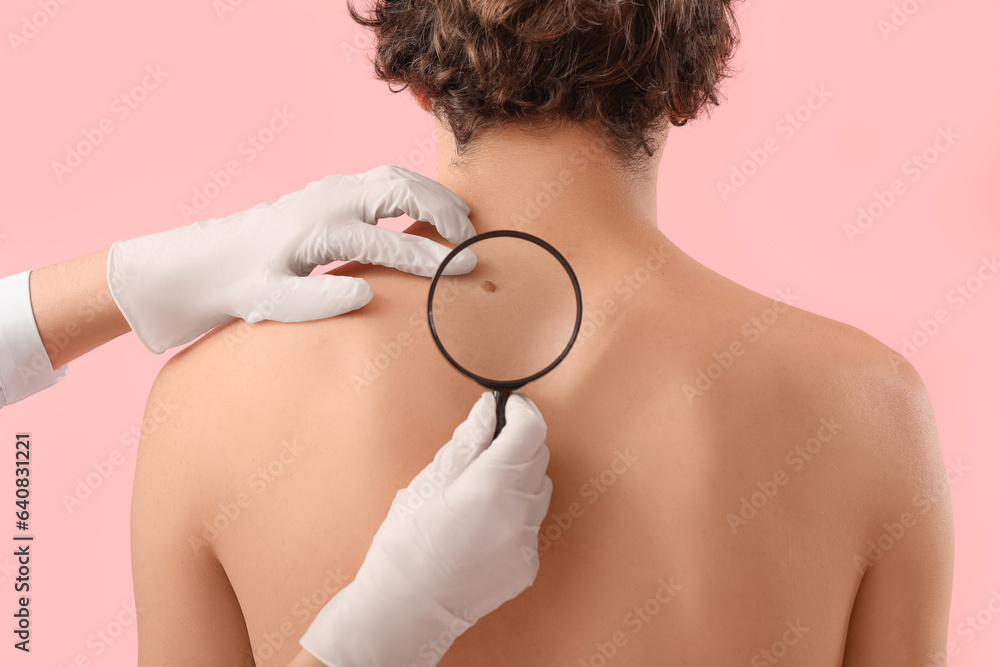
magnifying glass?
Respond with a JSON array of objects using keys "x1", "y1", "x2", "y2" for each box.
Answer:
[{"x1": 427, "y1": 229, "x2": 583, "y2": 440}]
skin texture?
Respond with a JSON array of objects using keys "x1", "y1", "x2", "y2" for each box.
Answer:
[{"x1": 130, "y1": 119, "x2": 954, "y2": 666}]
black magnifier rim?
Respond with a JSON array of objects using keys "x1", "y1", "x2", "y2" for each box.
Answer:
[{"x1": 426, "y1": 229, "x2": 583, "y2": 392}]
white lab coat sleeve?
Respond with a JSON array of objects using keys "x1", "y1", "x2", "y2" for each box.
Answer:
[{"x1": 0, "y1": 271, "x2": 67, "y2": 408}]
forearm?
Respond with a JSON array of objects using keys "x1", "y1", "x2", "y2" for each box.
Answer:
[{"x1": 28, "y1": 249, "x2": 130, "y2": 369}]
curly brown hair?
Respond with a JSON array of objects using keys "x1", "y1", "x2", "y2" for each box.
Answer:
[{"x1": 348, "y1": 0, "x2": 742, "y2": 172}]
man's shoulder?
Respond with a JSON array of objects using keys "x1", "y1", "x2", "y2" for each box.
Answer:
[{"x1": 746, "y1": 299, "x2": 941, "y2": 496}]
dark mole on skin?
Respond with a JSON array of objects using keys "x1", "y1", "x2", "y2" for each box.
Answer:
[{"x1": 481, "y1": 280, "x2": 496, "y2": 293}]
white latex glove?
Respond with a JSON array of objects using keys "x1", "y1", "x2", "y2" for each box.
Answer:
[
  {"x1": 299, "y1": 391, "x2": 553, "y2": 667},
  {"x1": 106, "y1": 165, "x2": 477, "y2": 353}
]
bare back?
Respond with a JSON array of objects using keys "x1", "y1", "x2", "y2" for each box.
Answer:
[{"x1": 130, "y1": 222, "x2": 953, "y2": 666}]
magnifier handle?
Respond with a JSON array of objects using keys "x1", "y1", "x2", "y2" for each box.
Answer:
[{"x1": 492, "y1": 389, "x2": 510, "y2": 442}]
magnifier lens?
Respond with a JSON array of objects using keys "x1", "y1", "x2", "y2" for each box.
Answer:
[{"x1": 429, "y1": 234, "x2": 579, "y2": 384}]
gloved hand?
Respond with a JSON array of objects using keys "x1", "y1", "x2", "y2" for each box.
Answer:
[
  {"x1": 106, "y1": 165, "x2": 477, "y2": 353},
  {"x1": 299, "y1": 391, "x2": 553, "y2": 667}
]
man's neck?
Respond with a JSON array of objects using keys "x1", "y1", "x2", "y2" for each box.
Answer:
[{"x1": 428, "y1": 119, "x2": 667, "y2": 265}]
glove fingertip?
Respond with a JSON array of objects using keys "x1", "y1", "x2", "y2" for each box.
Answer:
[
  {"x1": 474, "y1": 389, "x2": 497, "y2": 418},
  {"x1": 441, "y1": 248, "x2": 477, "y2": 275},
  {"x1": 327, "y1": 277, "x2": 374, "y2": 316},
  {"x1": 454, "y1": 391, "x2": 495, "y2": 440},
  {"x1": 351, "y1": 277, "x2": 375, "y2": 304},
  {"x1": 254, "y1": 275, "x2": 375, "y2": 323},
  {"x1": 511, "y1": 390, "x2": 541, "y2": 414},
  {"x1": 487, "y1": 393, "x2": 548, "y2": 461},
  {"x1": 437, "y1": 212, "x2": 476, "y2": 246}
]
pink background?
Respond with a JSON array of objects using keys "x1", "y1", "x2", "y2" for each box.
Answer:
[{"x1": 1, "y1": 0, "x2": 998, "y2": 664}]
